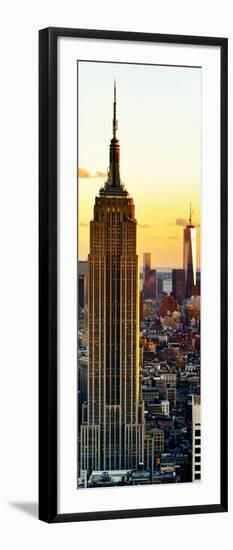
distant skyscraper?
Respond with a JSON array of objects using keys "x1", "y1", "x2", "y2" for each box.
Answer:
[
  {"x1": 143, "y1": 253, "x2": 156, "y2": 300},
  {"x1": 80, "y1": 82, "x2": 144, "y2": 477},
  {"x1": 143, "y1": 252, "x2": 151, "y2": 272},
  {"x1": 183, "y1": 205, "x2": 196, "y2": 298},
  {"x1": 172, "y1": 269, "x2": 185, "y2": 304},
  {"x1": 78, "y1": 260, "x2": 88, "y2": 309},
  {"x1": 156, "y1": 272, "x2": 164, "y2": 299}
]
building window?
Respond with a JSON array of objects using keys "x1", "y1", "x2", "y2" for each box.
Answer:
[
  {"x1": 195, "y1": 429, "x2": 201, "y2": 437},
  {"x1": 195, "y1": 473, "x2": 201, "y2": 480}
]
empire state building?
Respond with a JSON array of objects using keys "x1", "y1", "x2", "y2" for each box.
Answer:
[{"x1": 80, "y1": 83, "x2": 144, "y2": 476}]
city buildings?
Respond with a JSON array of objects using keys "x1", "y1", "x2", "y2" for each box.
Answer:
[
  {"x1": 143, "y1": 253, "x2": 156, "y2": 300},
  {"x1": 159, "y1": 293, "x2": 178, "y2": 317},
  {"x1": 192, "y1": 394, "x2": 201, "y2": 481},
  {"x1": 156, "y1": 270, "x2": 172, "y2": 299},
  {"x1": 78, "y1": 85, "x2": 201, "y2": 488},
  {"x1": 144, "y1": 429, "x2": 164, "y2": 478}
]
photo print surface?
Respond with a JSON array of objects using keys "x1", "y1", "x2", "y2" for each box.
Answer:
[{"x1": 77, "y1": 60, "x2": 201, "y2": 489}]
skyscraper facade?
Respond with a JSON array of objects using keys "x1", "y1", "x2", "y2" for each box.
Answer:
[
  {"x1": 192, "y1": 394, "x2": 201, "y2": 482},
  {"x1": 143, "y1": 253, "x2": 156, "y2": 300},
  {"x1": 156, "y1": 272, "x2": 164, "y2": 299},
  {"x1": 172, "y1": 268, "x2": 185, "y2": 304},
  {"x1": 183, "y1": 206, "x2": 196, "y2": 298},
  {"x1": 80, "y1": 83, "x2": 144, "y2": 476}
]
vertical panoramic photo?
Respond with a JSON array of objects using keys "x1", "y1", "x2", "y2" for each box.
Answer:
[{"x1": 77, "y1": 61, "x2": 201, "y2": 489}]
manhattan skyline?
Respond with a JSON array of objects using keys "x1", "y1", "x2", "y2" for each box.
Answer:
[
  {"x1": 78, "y1": 75, "x2": 201, "y2": 488},
  {"x1": 78, "y1": 61, "x2": 201, "y2": 268}
]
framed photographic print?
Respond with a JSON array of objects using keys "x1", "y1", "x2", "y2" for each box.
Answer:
[{"x1": 39, "y1": 27, "x2": 228, "y2": 523}]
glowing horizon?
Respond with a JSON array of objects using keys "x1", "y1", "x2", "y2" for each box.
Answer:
[{"x1": 78, "y1": 61, "x2": 201, "y2": 269}]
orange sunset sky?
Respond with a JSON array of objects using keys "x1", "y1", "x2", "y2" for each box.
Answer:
[{"x1": 78, "y1": 61, "x2": 201, "y2": 269}]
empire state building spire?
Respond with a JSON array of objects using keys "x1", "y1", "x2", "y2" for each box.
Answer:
[
  {"x1": 101, "y1": 81, "x2": 127, "y2": 195},
  {"x1": 113, "y1": 79, "x2": 118, "y2": 139}
]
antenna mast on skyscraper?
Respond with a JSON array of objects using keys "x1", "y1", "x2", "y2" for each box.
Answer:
[
  {"x1": 113, "y1": 79, "x2": 118, "y2": 138},
  {"x1": 189, "y1": 203, "x2": 194, "y2": 226}
]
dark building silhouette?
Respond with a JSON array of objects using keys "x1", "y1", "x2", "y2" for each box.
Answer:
[
  {"x1": 172, "y1": 269, "x2": 185, "y2": 304},
  {"x1": 183, "y1": 205, "x2": 196, "y2": 299},
  {"x1": 156, "y1": 272, "x2": 164, "y2": 299},
  {"x1": 143, "y1": 253, "x2": 156, "y2": 300}
]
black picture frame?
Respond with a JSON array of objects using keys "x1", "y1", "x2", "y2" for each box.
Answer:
[{"x1": 39, "y1": 27, "x2": 228, "y2": 523}]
